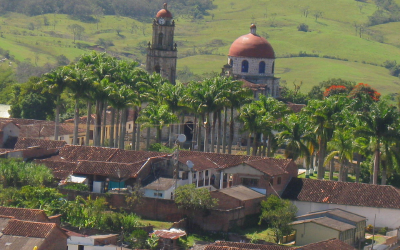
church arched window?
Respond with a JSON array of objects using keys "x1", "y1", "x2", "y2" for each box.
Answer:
[
  {"x1": 241, "y1": 60, "x2": 248, "y2": 73},
  {"x1": 158, "y1": 33, "x2": 163, "y2": 46},
  {"x1": 229, "y1": 59, "x2": 233, "y2": 66},
  {"x1": 272, "y1": 62, "x2": 275, "y2": 74},
  {"x1": 259, "y1": 61, "x2": 265, "y2": 74}
]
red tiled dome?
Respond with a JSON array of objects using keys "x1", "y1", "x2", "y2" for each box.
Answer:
[
  {"x1": 156, "y1": 3, "x2": 173, "y2": 18},
  {"x1": 229, "y1": 33, "x2": 275, "y2": 59}
]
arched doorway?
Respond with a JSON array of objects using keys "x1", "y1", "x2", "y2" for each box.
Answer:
[{"x1": 184, "y1": 121, "x2": 194, "y2": 141}]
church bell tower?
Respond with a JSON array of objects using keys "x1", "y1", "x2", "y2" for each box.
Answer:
[{"x1": 146, "y1": 3, "x2": 177, "y2": 84}]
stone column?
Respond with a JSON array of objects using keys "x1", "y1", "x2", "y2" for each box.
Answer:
[{"x1": 196, "y1": 171, "x2": 200, "y2": 187}]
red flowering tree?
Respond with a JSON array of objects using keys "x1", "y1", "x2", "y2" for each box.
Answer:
[
  {"x1": 348, "y1": 83, "x2": 380, "y2": 102},
  {"x1": 323, "y1": 85, "x2": 348, "y2": 97}
]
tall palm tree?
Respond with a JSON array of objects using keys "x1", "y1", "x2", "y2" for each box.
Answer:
[
  {"x1": 65, "y1": 66, "x2": 94, "y2": 145},
  {"x1": 356, "y1": 100, "x2": 400, "y2": 184},
  {"x1": 225, "y1": 80, "x2": 253, "y2": 154},
  {"x1": 324, "y1": 130, "x2": 354, "y2": 182},
  {"x1": 279, "y1": 113, "x2": 316, "y2": 166},
  {"x1": 137, "y1": 104, "x2": 178, "y2": 143},
  {"x1": 41, "y1": 66, "x2": 71, "y2": 140}
]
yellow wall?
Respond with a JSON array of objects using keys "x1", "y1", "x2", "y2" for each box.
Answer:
[{"x1": 292, "y1": 222, "x2": 339, "y2": 246}]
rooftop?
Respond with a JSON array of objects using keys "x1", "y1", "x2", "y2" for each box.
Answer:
[
  {"x1": 291, "y1": 217, "x2": 355, "y2": 232},
  {"x1": 2, "y1": 219, "x2": 59, "y2": 238},
  {"x1": 0, "y1": 207, "x2": 49, "y2": 222},
  {"x1": 281, "y1": 178, "x2": 400, "y2": 209},
  {"x1": 215, "y1": 185, "x2": 265, "y2": 201},
  {"x1": 297, "y1": 208, "x2": 366, "y2": 223},
  {"x1": 14, "y1": 137, "x2": 67, "y2": 150},
  {"x1": 143, "y1": 178, "x2": 175, "y2": 191}
]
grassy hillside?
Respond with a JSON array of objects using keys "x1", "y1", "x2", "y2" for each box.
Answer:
[{"x1": 0, "y1": 0, "x2": 399, "y2": 95}]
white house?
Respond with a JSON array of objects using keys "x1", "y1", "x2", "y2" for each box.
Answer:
[
  {"x1": 281, "y1": 178, "x2": 400, "y2": 229},
  {"x1": 142, "y1": 177, "x2": 189, "y2": 200}
]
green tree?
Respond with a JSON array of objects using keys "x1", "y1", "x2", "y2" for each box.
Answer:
[
  {"x1": 175, "y1": 184, "x2": 218, "y2": 212},
  {"x1": 259, "y1": 195, "x2": 297, "y2": 244},
  {"x1": 356, "y1": 100, "x2": 400, "y2": 184},
  {"x1": 68, "y1": 24, "x2": 85, "y2": 43}
]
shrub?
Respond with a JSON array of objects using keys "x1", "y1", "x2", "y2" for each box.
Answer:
[
  {"x1": 366, "y1": 224, "x2": 373, "y2": 233},
  {"x1": 297, "y1": 23, "x2": 309, "y2": 32},
  {"x1": 378, "y1": 227, "x2": 388, "y2": 235}
]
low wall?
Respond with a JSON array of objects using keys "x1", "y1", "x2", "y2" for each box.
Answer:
[{"x1": 60, "y1": 189, "x2": 257, "y2": 232}]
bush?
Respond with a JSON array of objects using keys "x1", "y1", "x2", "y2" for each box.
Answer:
[
  {"x1": 366, "y1": 224, "x2": 373, "y2": 233},
  {"x1": 378, "y1": 227, "x2": 388, "y2": 235},
  {"x1": 297, "y1": 23, "x2": 309, "y2": 32}
]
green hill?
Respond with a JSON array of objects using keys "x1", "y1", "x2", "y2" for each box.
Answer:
[{"x1": 0, "y1": 0, "x2": 399, "y2": 96}]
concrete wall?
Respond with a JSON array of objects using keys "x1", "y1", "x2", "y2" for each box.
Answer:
[
  {"x1": 292, "y1": 221, "x2": 339, "y2": 246},
  {"x1": 293, "y1": 200, "x2": 400, "y2": 229},
  {"x1": 229, "y1": 56, "x2": 275, "y2": 76}
]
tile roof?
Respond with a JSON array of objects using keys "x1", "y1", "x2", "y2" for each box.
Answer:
[
  {"x1": 179, "y1": 151, "x2": 266, "y2": 169},
  {"x1": 58, "y1": 145, "x2": 119, "y2": 162},
  {"x1": 178, "y1": 155, "x2": 219, "y2": 171},
  {"x1": 293, "y1": 238, "x2": 357, "y2": 250},
  {"x1": 2, "y1": 219, "x2": 57, "y2": 238},
  {"x1": 74, "y1": 160, "x2": 146, "y2": 179},
  {"x1": 297, "y1": 208, "x2": 366, "y2": 223},
  {"x1": 215, "y1": 185, "x2": 265, "y2": 201},
  {"x1": 108, "y1": 149, "x2": 166, "y2": 163},
  {"x1": 286, "y1": 103, "x2": 306, "y2": 113},
  {"x1": 35, "y1": 159, "x2": 78, "y2": 180},
  {"x1": 245, "y1": 158, "x2": 291, "y2": 176},
  {"x1": 19, "y1": 122, "x2": 84, "y2": 138},
  {"x1": 240, "y1": 79, "x2": 269, "y2": 92},
  {"x1": 281, "y1": 178, "x2": 400, "y2": 209},
  {"x1": 0, "y1": 117, "x2": 48, "y2": 126},
  {"x1": 291, "y1": 217, "x2": 355, "y2": 232},
  {"x1": 14, "y1": 137, "x2": 67, "y2": 150},
  {"x1": 143, "y1": 178, "x2": 175, "y2": 191},
  {"x1": 0, "y1": 121, "x2": 19, "y2": 130},
  {"x1": 0, "y1": 207, "x2": 49, "y2": 222},
  {"x1": 153, "y1": 229, "x2": 186, "y2": 240},
  {"x1": 206, "y1": 241, "x2": 290, "y2": 250}
]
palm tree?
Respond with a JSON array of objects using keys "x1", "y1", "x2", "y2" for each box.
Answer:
[
  {"x1": 255, "y1": 95, "x2": 291, "y2": 157},
  {"x1": 41, "y1": 66, "x2": 71, "y2": 140},
  {"x1": 356, "y1": 100, "x2": 400, "y2": 184},
  {"x1": 279, "y1": 113, "x2": 316, "y2": 169},
  {"x1": 65, "y1": 66, "x2": 94, "y2": 145},
  {"x1": 324, "y1": 130, "x2": 354, "y2": 182},
  {"x1": 224, "y1": 80, "x2": 253, "y2": 154},
  {"x1": 137, "y1": 104, "x2": 178, "y2": 143}
]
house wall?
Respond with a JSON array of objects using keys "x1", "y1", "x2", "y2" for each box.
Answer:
[
  {"x1": 292, "y1": 200, "x2": 400, "y2": 229},
  {"x1": 39, "y1": 228, "x2": 68, "y2": 250},
  {"x1": 292, "y1": 222, "x2": 339, "y2": 246}
]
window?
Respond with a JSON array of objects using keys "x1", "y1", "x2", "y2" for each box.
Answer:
[
  {"x1": 128, "y1": 124, "x2": 131, "y2": 129},
  {"x1": 158, "y1": 32, "x2": 163, "y2": 46},
  {"x1": 277, "y1": 177, "x2": 281, "y2": 185},
  {"x1": 78, "y1": 245, "x2": 84, "y2": 250},
  {"x1": 259, "y1": 61, "x2": 266, "y2": 73},
  {"x1": 155, "y1": 65, "x2": 161, "y2": 74},
  {"x1": 229, "y1": 59, "x2": 233, "y2": 66},
  {"x1": 205, "y1": 170, "x2": 209, "y2": 176},
  {"x1": 270, "y1": 178, "x2": 274, "y2": 186},
  {"x1": 241, "y1": 177, "x2": 259, "y2": 187},
  {"x1": 241, "y1": 60, "x2": 249, "y2": 72},
  {"x1": 272, "y1": 62, "x2": 275, "y2": 74}
]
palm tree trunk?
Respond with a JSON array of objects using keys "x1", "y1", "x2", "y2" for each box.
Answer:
[
  {"x1": 114, "y1": 109, "x2": 120, "y2": 148},
  {"x1": 228, "y1": 107, "x2": 234, "y2": 154},
  {"x1": 157, "y1": 127, "x2": 162, "y2": 143},
  {"x1": 197, "y1": 116, "x2": 202, "y2": 151},
  {"x1": 101, "y1": 101, "x2": 107, "y2": 146},
  {"x1": 54, "y1": 96, "x2": 60, "y2": 140},
  {"x1": 329, "y1": 158, "x2": 334, "y2": 180},
  {"x1": 262, "y1": 134, "x2": 267, "y2": 157},
  {"x1": 109, "y1": 108, "x2": 115, "y2": 148},
  {"x1": 381, "y1": 160, "x2": 387, "y2": 185},
  {"x1": 356, "y1": 153, "x2": 361, "y2": 183},
  {"x1": 204, "y1": 113, "x2": 209, "y2": 152},
  {"x1": 309, "y1": 153, "x2": 314, "y2": 177},
  {"x1": 247, "y1": 132, "x2": 251, "y2": 155},
  {"x1": 339, "y1": 161, "x2": 344, "y2": 182},
  {"x1": 267, "y1": 134, "x2": 273, "y2": 157},
  {"x1": 119, "y1": 108, "x2": 128, "y2": 149},
  {"x1": 131, "y1": 108, "x2": 137, "y2": 150},
  {"x1": 85, "y1": 101, "x2": 92, "y2": 146},
  {"x1": 94, "y1": 100, "x2": 102, "y2": 146},
  {"x1": 73, "y1": 99, "x2": 79, "y2": 145},
  {"x1": 146, "y1": 127, "x2": 150, "y2": 150},
  {"x1": 252, "y1": 133, "x2": 259, "y2": 156},
  {"x1": 318, "y1": 138, "x2": 326, "y2": 180},
  {"x1": 222, "y1": 107, "x2": 227, "y2": 154},
  {"x1": 210, "y1": 112, "x2": 217, "y2": 153},
  {"x1": 373, "y1": 140, "x2": 380, "y2": 185},
  {"x1": 168, "y1": 125, "x2": 173, "y2": 148},
  {"x1": 135, "y1": 123, "x2": 141, "y2": 151},
  {"x1": 217, "y1": 111, "x2": 222, "y2": 153}
]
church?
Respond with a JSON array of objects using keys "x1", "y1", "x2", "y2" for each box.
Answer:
[
  {"x1": 143, "y1": 4, "x2": 281, "y2": 148},
  {"x1": 146, "y1": 4, "x2": 280, "y2": 96}
]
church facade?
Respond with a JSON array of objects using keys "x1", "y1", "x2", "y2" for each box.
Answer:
[{"x1": 146, "y1": 3, "x2": 177, "y2": 84}]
